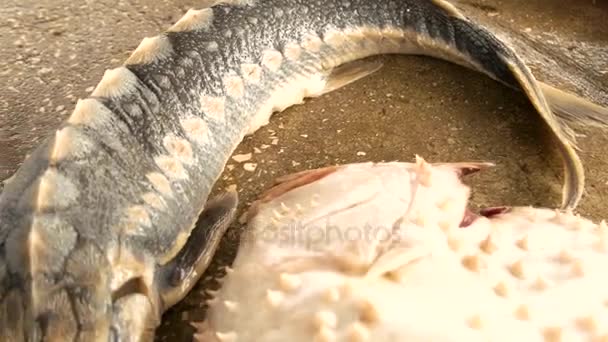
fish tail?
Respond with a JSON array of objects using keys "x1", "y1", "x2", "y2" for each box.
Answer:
[{"x1": 435, "y1": 9, "x2": 587, "y2": 209}]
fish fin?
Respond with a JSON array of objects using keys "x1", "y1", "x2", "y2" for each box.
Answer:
[
  {"x1": 503, "y1": 61, "x2": 584, "y2": 210},
  {"x1": 245, "y1": 165, "x2": 340, "y2": 223},
  {"x1": 272, "y1": 165, "x2": 340, "y2": 185},
  {"x1": 441, "y1": 12, "x2": 586, "y2": 209},
  {"x1": 262, "y1": 165, "x2": 339, "y2": 201},
  {"x1": 540, "y1": 81, "x2": 608, "y2": 130},
  {"x1": 156, "y1": 191, "x2": 238, "y2": 310},
  {"x1": 311, "y1": 58, "x2": 384, "y2": 97},
  {"x1": 431, "y1": 161, "x2": 496, "y2": 176}
]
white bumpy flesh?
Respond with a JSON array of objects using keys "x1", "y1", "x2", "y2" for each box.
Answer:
[{"x1": 197, "y1": 158, "x2": 608, "y2": 342}]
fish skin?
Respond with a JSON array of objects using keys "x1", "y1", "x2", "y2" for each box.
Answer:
[
  {"x1": 199, "y1": 159, "x2": 608, "y2": 342},
  {"x1": 0, "y1": 0, "x2": 600, "y2": 340}
]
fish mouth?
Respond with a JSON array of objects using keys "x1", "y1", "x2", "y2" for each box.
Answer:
[
  {"x1": 460, "y1": 206, "x2": 511, "y2": 228},
  {"x1": 446, "y1": 161, "x2": 511, "y2": 228}
]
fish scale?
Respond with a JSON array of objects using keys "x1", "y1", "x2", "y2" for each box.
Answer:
[{"x1": 0, "y1": 0, "x2": 606, "y2": 341}]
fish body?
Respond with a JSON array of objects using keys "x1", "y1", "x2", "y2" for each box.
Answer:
[
  {"x1": 200, "y1": 159, "x2": 608, "y2": 341},
  {"x1": 0, "y1": 0, "x2": 604, "y2": 340}
]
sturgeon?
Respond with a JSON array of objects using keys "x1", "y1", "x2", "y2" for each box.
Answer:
[
  {"x1": 0, "y1": 0, "x2": 607, "y2": 341},
  {"x1": 199, "y1": 158, "x2": 608, "y2": 341}
]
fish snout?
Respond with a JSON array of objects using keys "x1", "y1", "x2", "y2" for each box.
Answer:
[{"x1": 409, "y1": 156, "x2": 495, "y2": 230}]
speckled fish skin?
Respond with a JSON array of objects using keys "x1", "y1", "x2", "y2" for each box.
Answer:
[
  {"x1": 200, "y1": 159, "x2": 608, "y2": 342},
  {"x1": 0, "y1": 0, "x2": 592, "y2": 340}
]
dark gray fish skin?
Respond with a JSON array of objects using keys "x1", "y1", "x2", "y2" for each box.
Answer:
[{"x1": 0, "y1": 0, "x2": 589, "y2": 340}]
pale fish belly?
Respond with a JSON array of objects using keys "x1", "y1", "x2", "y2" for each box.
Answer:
[{"x1": 196, "y1": 158, "x2": 608, "y2": 342}]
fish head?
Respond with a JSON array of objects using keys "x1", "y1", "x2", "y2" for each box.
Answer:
[{"x1": 244, "y1": 157, "x2": 493, "y2": 264}]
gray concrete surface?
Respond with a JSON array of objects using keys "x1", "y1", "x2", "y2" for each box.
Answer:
[{"x1": 0, "y1": 0, "x2": 607, "y2": 340}]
